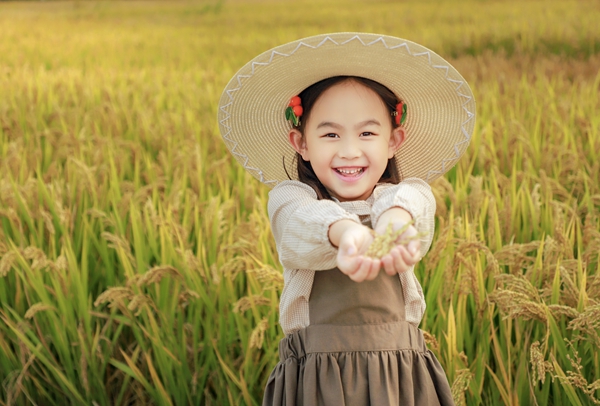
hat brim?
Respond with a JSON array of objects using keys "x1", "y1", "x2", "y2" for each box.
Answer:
[{"x1": 218, "y1": 32, "x2": 476, "y2": 186}]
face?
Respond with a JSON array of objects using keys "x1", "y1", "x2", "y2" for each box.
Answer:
[{"x1": 289, "y1": 80, "x2": 405, "y2": 201}]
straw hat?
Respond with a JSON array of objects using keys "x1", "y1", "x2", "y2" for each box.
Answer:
[{"x1": 218, "y1": 32, "x2": 475, "y2": 186}]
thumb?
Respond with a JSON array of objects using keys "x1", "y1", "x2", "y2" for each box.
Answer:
[{"x1": 339, "y1": 234, "x2": 358, "y2": 257}]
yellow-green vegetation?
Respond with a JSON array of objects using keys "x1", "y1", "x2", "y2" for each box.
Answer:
[
  {"x1": 365, "y1": 221, "x2": 421, "y2": 259},
  {"x1": 0, "y1": 0, "x2": 599, "y2": 404}
]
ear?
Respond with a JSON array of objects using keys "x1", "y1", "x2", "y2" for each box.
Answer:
[
  {"x1": 388, "y1": 126, "x2": 406, "y2": 159},
  {"x1": 288, "y1": 129, "x2": 310, "y2": 161}
]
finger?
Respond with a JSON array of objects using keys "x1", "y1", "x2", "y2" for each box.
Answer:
[
  {"x1": 337, "y1": 250, "x2": 361, "y2": 275},
  {"x1": 407, "y1": 239, "x2": 420, "y2": 257},
  {"x1": 364, "y1": 258, "x2": 381, "y2": 281},
  {"x1": 349, "y1": 256, "x2": 372, "y2": 282},
  {"x1": 390, "y1": 246, "x2": 409, "y2": 273},
  {"x1": 381, "y1": 254, "x2": 396, "y2": 276},
  {"x1": 340, "y1": 240, "x2": 357, "y2": 257},
  {"x1": 399, "y1": 244, "x2": 419, "y2": 266}
]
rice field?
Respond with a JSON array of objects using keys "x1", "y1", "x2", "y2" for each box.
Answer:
[{"x1": 0, "y1": 0, "x2": 599, "y2": 404}]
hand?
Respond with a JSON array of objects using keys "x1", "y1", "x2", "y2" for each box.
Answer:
[
  {"x1": 374, "y1": 209, "x2": 421, "y2": 275},
  {"x1": 336, "y1": 224, "x2": 382, "y2": 282}
]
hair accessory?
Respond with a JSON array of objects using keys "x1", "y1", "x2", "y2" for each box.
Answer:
[
  {"x1": 285, "y1": 96, "x2": 303, "y2": 126},
  {"x1": 218, "y1": 32, "x2": 476, "y2": 186},
  {"x1": 394, "y1": 101, "x2": 407, "y2": 126}
]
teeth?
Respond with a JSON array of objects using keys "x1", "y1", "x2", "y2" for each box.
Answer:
[{"x1": 337, "y1": 168, "x2": 363, "y2": 175}]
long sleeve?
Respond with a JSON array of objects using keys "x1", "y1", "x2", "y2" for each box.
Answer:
[
  {"x1": 370, "y1": 178, "x2": 436, "y2": 259},
  {"x1": 369, "y1": 178, "x2": 436, "y2": 326},
  {"x1": 268, "y1": 180, "x2": 360, "y2": 270}
]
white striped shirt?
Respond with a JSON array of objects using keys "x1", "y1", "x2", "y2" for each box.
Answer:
[{"x1": 268, "y1": 179, "x2": 436, "y2": 335}]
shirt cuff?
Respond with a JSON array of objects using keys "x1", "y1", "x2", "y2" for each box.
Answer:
[{"x1": 370, "y1": 179, "x2": 436, "y2": 257}]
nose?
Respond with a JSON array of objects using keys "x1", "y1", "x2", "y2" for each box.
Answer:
[{"x1": 338, "y1": 137, "x2": 362, "y2": 159}]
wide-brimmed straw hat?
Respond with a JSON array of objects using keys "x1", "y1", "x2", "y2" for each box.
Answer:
[{"x1": 218, "y1": 32, "x2": 475, "y2": 186}]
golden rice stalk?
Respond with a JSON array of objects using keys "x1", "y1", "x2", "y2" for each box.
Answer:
[
  {"x1": 23, "y1": 247, "x2": 53, "y2": 272},
  {"x1": 54, "y1": 255, "x2": 68, "y2": 272},
  {"x1": 488, "y1": 274, "x2": 548, "y2": 323},
  {"x1": 552, "y1": 214, "x2": 574, "y2": 260},
  {"x1": 101, "y1": 232, "x2": 136, "y2": 264},
  {"x1": 540, "y1": 236, "x2": 561, "y2": 270},
  {"x1": 0, "y1": 250, "x2": 17, "y2": 277},
  {"x1": 567, "y1": 304, "x2": 600, "y2": 346},
  {"x1": 530, "y1": 341, "x2": 553, "y2": 385},
  {"x1": 127, "y1": 294, "x2": 154, "y2": 316},
  {"x1": 453, "y1": 242, "x2": 498, "y2": 305},
  {"x1": 582, "y1": 213, "x2": 599, "y2": 247},
  {"x1": 178, "y1": 289, "x2": 200, "y2": 308},
  {"x1": 422, "y1": 330, "x2": 439, "y2": 352},
  {"x1": 233, "y1": 295, "x2": 272, "y2": 314},
  {"x1": 143, "y1": 199, "x2": 159, "y2": 230},
  {"x1": 422, "y1": 218, "x2": 451, "y2": 272},
  {"x1": 547, "y1": 304, "x2": 579, "y2": 320},
  {"x1": 430, "y1": 176, "x2": 457, "y2": 209},
  {"x1": 93, "y1": 287, "x2": 134, "y2": 308},
  {"x1": 24, "y1": 303, "x2": 56, "y2": 319},
  {"x1": 219, "y1": 256, "x2": 248, "y2": 278},
  {"x1": 246, "y1": 265, "x2": 284, "y2": 290},
  {"x1": 493, "y1": 273, "x2": 542, "y2": 301},
  {"x1": 494, "y1": 241, "x2": 541, "y2": 270},
  {"x1": 68, "y1": 157, "x2": 97, "y2": 192},
  {"x1": 0, "y1": 207, "x2": 23, "y2": 232},
  {"x1": 550, "y1": 342, "x2": 600, "y2": 404},
  {"x1": 249, "y1": 318, "x2": 269, "y2": 349},
  {"x1": 458, "y1": 351, "x2": 469, "y2": 366},
  {"x1": 40, "y1": 209, "x2": 55, "y2": 236},
  {"x1": 582, "y1": 213, "x2": 600, "y2": 266},
  {"x1": 137, "y1": 265, "x2": 183, "y2": 286},
  {"x1": 86, "y1": 208, "x2": 116, "y2": 228},
  {"x1": 365, "y1": 220, "x2": 421, "y2": 259},
  {"x1": 588, "y1": 275, "x2": 600, "y2": 306},
  {"x1": 558, "y1": 263, "x2": 584, "y2": 309},
  {"x1": 4, "y1": 348, "x2": 36, "y2": 405},
  {"x1": 160, "y1": 220, "x2": 188, "y2": 246},
  {"x1": 0, "y1": 180, "x2": 13, "y2": 205},
  {"x1": 451, "y1": 368, "x2": 473, "y2": 406},
  {"x1": 456, "y1": 241, "x2": 499, "y2": 276},
  {"x1": 179, "y1": 249, "x2": 200, "y2": 271},
  {"x1": 489, "y1": 290, "x2": 548, "y2": 323}
]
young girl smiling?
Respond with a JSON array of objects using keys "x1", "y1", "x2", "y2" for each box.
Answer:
[{"x1": 219, "y1": 33, "x2": 475, "y2": 405}]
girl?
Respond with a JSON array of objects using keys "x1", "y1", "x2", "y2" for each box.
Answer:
[{"x1": 218, "y1": 33, "x2": 475, "y2": 406}]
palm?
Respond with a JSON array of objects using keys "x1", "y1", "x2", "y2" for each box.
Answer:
[{"x1": 336, "y1": 226, "x2": 380, "y2": 281}]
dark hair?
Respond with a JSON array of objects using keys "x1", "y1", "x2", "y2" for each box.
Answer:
[{"x1": 287, "y1": 76, "x2": 402, "y2": 200}]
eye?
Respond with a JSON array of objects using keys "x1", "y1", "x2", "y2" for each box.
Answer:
[
  {"x1": 360, "y1": 132, "x2": 375, "y2": 137},
  {"x1": 322, "y1": 133, "x2": 339, "y2": 138}
]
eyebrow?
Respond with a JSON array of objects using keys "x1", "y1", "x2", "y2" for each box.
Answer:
[{"x1": 315, "y1": 119, "x2": 382, "y2": 130}]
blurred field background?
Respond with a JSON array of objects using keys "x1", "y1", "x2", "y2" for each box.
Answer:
[{"x1": 0, "y1": 0, "x2": 599, "y2": 404}]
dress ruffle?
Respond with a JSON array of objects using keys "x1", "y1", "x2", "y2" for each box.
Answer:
[{"x1": 263, "y1": 322, "x2": 454, "y2": 406}]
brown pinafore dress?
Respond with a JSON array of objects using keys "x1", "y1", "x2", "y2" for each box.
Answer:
[{"x1": 263, "y1": 264, "x2": 455, "y2": 405}]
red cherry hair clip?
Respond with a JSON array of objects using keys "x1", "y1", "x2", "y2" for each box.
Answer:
[
  {"x1": 285, "y1": 96, "x2": 303, "y2": 126},
  {"x1": 394, "y1": 101, "x2": 407, "y2": 126}
]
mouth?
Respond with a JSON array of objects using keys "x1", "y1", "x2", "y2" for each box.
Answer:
[{"x1": 333, "y1": 167, "x2": 366, "y2": 180}]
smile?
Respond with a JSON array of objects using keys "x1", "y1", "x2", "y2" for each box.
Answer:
[
  {"x1": 335, "y1": 168, "x2": 364, "y2": 175},
  {"x1": 333, "y1": 167, "x2": 366, "y2": 182}
]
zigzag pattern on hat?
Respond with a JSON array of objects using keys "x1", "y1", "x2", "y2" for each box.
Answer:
[{"x1": 219, "y1": 34, "x2": 475, "y2": 185}]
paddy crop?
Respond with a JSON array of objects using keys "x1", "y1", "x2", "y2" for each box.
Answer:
[{"x1": 0, "y1": 0, "x2": 599, "y2": 404}]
